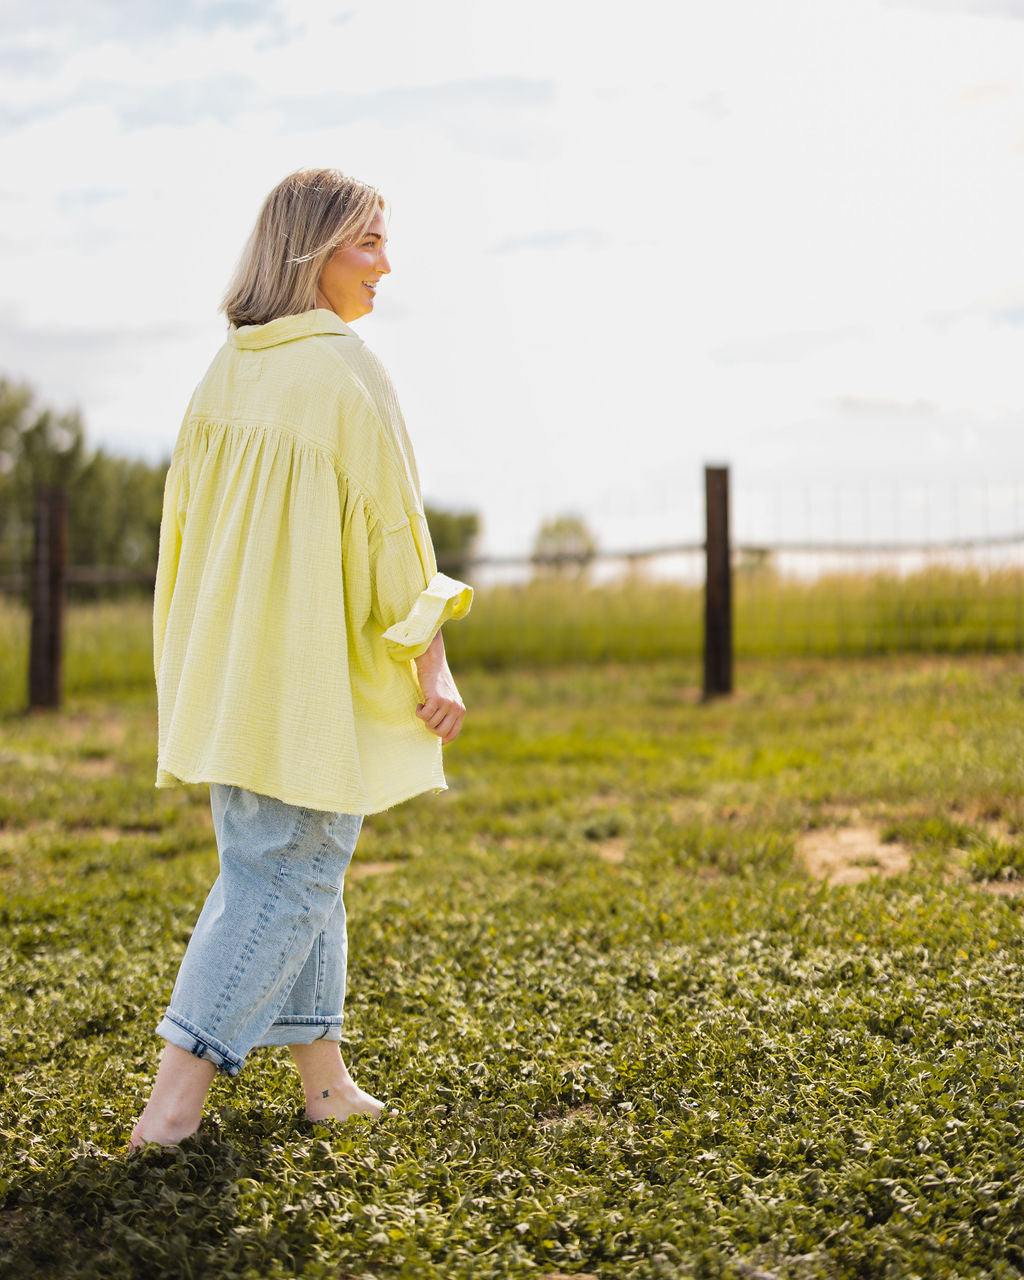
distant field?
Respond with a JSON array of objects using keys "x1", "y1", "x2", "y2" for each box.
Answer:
[
  {"x1": 1, "y1": 655, "x2": 1024, "y2": 1277},
  {"x1": 1, "y1": 566, "x2": 1022, "y2": 714}
]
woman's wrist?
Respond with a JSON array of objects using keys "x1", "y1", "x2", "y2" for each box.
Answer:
[{"x1": 413, "y1": 630, "x2": 445, "y2": 675}]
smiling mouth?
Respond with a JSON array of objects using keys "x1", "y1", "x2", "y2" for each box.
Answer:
[{"x1": 363, "y1": 280, "x2": 378, "y2": 293}]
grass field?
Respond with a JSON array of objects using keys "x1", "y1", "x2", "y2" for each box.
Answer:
[{"x1": 2, "y1": 651, "x2": 1024, "y2": 1278}]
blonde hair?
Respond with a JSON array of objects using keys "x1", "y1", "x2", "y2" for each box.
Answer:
[{"x1": 222, "y1": 168, "x2": 386, "y2": 327}]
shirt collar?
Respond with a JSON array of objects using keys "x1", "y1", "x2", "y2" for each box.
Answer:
[{"x1": 230, "y1": 309, "x2": 361, "y2": 350}]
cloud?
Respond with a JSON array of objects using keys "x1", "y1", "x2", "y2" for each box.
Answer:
[
  {"x1": 0, "y1": 62, "x2": 555, "y2": 166},
  {"x1": 831, "y1": 395, "x2": 940, "y2": 416},
  {"x1": 0, "y1": 78, "x2": 256, "y2": 132},
  {"x1": 992, "y1": 304, "x2": 1024, "y2": 325},
  {"x1": 690, "y1": 91, "x2": 732, "y2": 120},
  {"x1": 2, "y1": 0, "x2": 287, "y2": 42},
  {"x1": 489, "y1": 228, "x2": 608, "y2": 254},
  {"x1": 884, "y1": 0, "x2": 1024, "y2": 15},
  {"x1": 0, "y1": 311, "x2": 199, "y2": 426},
  {"x1": 928, "y1": 297, "x2": 1024, "y2": 330},
  {"x1": 712, "y1": 328, "x2": 865, "y2": 366}
]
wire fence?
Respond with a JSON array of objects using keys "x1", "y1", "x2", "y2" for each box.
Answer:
[
  {"x1": 0, "y1": 489, "x2": 157, "y2": 599},
  {"x1": 3, "y1": 476, "x2": 1024, "y2": 695},
  {"x1": 449, "y1": 474, "x2": 1024, "y2": 662}
]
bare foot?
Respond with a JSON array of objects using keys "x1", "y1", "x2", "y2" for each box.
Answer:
[
  {"x1": 128, "y1": 1107, "x2": 201, "y2": 1151},
  {"x1": 128, "y1": 1043, "x2": 216, "y2": 1151},
  {"x1": 290, "y1": 1041, "x2": 385, "y2": 1123},
  {"x1": 304, "y1": 1080, "x2": 384, "y2": 1123}
]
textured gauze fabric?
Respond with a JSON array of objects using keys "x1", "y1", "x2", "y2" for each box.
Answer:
[{"x1": 153, "y1": 309, "x2": 472, "y2": 815}]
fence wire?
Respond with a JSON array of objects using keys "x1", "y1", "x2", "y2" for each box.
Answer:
[
  {"x1": 454, "y1": 476, "x2": 1024, "y2": 661},
  {"x1": 4, "y1": 477, "x2": 1024, "y2": 666}
]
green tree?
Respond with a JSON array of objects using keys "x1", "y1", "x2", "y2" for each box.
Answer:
[
  {"x1": 531, "y1": 514, "x2": 597, "y2": 580},
  {"x1": 0, "y1": 377, "x2": 167, "y2": 596},
  {"x1": 0, "y1": 378, "x2": 86, "y2": 492},
  {"x1": 425, "y1": 505, "x2": 479, "y2": 580},
  {"x1": 0, "y1": 379, "x2": 86, "y2": 582},
  {"x1": 70, "y1": 451, "x2": 167, "y2": 589}
]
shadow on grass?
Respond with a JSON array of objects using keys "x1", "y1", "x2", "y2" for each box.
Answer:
[{"x1": 0, "y1": 1116, "x2": 344, "y2": 1280}]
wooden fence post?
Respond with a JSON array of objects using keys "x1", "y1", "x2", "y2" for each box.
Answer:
[
  {"x1": 28, "y1": 485, "x2": 68, "y2": 710},
  {"x1": 703, "y1": 465, "x2": 733, "y2": 699}
]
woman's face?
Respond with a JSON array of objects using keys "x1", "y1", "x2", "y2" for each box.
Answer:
[{"x1": 315, "y1": 209, "x2": 390, "y2": 322}]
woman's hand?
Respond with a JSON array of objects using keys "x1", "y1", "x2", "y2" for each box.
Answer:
[{"x1": 414, "y1": 631, "x2": 466, "y2": 745}]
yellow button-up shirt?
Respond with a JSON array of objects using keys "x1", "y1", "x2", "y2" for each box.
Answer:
[{"x1": 153, "y1": 309, "x2": 472, "y2": 815}]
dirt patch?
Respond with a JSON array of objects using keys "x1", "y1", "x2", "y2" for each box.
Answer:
[
  {"x1": 348, "y1": 860, "x2": 400, "y2": 880},
  {"x1": 61, "y1": 710, "x2": 129, "y2": 745},
  {"x1": 945, "y1": 849, "x2": 1024, "y2": 897},
  {"x1": 593, "y1": 838, "x2": 626, "y2": 864},
  {"x1": 69, "y1": 757, "x2": 118, "y2": 779},
  {"x1": 797, "y1": 825, "x2": 912, "y2": 885},
  {"x1": 950, "y1": 807, "x2": 1019, "y2": 843},
  {"x1": 973, "y1": 877, "x2": 1024, "y2": 897},
  {"x1": 538, "y1": 1103, "x2": 601, "y2": 1130},
  {"x1": 0, "y1": 750, "x2": 62, "y2": 773},
  {"x1": 87, "y1": 827, "x2": 124, "y2": 844},
  {"x1": 799, "y1": 822, "x2": 1024, "y2": 897},
  {"x1": 581, "y1": 790, "x2": 627, "y2": 813}
]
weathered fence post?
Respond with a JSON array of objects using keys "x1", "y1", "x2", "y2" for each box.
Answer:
[
  {"x1": 28, "y1": 485, "x2": 68, "y2": 710},
  {"x1": 703, "y1": 465, "x2": 733, "y2": 699}
]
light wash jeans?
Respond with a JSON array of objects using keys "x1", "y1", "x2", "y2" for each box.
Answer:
[{"x1": 155, "y1": 784, "x2": 363, "y2": 1075}]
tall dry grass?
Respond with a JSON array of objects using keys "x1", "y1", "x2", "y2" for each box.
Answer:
[{"x1": 0, "y1": 564, "x2": 1021, "y2": 713}]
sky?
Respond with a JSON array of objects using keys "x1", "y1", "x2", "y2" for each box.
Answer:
[{"x1": 1, "y1": 0, "x2": 1023, "y2": 562}]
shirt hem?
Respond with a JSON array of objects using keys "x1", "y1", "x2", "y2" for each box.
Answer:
[{"x1": 155, "y1": 762, "x2": 447, "y2": 815}]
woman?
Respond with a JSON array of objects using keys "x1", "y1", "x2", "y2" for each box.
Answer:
[{"x1": 130, "y1": 169, "x2": 472, "y2": 1148}]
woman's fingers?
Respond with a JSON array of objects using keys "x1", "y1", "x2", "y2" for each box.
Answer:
[
  {"x1": 417, "y1": 701, "x2": 460, "y2": 735},
  {"x1": 416, "y1": 696, "x2": 465, "y2": 744}
]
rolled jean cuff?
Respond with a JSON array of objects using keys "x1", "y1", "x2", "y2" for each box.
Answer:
[
  {"x1": 255, "y1": 1016, "x2": 343, "y2": 1048},
  {"x1": 157, "y1": 1010, "x2": 246, "y2": 1077}
]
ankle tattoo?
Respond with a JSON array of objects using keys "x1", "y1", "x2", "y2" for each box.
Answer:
[{"x1": 321, "y1": 1089, "x2": 330, "y2": 1099}]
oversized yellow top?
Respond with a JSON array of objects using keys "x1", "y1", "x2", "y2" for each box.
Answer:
[{"x1": 153, "y1": 309, "x2": 472, "y2": 815}]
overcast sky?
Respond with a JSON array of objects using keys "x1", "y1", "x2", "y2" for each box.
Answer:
[{"x1": 2, "y1": 0, "x2": 1023, "y2": 557}]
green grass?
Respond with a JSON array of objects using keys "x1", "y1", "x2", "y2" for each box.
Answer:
[
  {"x1": 2, "y1": 656, "x2": 1024, "y2": 1278},
  {"x1": 4, "y1": 563, "x2": 1022, "y2": 715},
  {"x1": 442, "y1": 566, "x2": 1024, "y2": 669},
  {"x1": 0, "y1": 565, "x2": 1018, "y2": 716},
  {"x1": 438, "y1": 567, "x2": 1024, "y2": 669}
]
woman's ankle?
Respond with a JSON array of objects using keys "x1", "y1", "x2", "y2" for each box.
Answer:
[
  {"x1": 304, "y1": 1080, "x2": 383, "y2": 1122},
  {"x1": 130, "y1": 1044, "x2": 217, "y2": 1149},
  {"x1": 129, "y1": 1104, "x2": 202, "y2": 1149}
]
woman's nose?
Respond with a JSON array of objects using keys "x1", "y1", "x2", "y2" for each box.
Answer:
[{"x1": 377, "y1": 247, "x2": 391, "y2": 274}]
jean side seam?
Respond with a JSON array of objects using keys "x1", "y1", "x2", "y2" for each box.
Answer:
[
  {"x1": 208, "y1": 859, "x2": 287, "y2": 1035},
  {"x1": 253, "y1": 842, "x2": 335, "y2": 1011},
  {"x1": 312, "y1": 930, "x2": 326, "y2": 1012},
  {"x1": 220, "y1": 805, "x2": 317, "y2": 1020},
  {"x1": 284, "y1": 805, "x2": 316, "y2": 856}
]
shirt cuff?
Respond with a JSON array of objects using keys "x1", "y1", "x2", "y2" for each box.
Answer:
[{"x1": 381, "y1": 572, "x2": 474, "y2": 660}]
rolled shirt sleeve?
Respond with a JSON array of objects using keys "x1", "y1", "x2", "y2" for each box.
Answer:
[
  {"x1": 381, "y1": 571, "x2": 474, "y2": 660},
  {"x1": 367, "y1": 505, "x2": 472, "y2": 660}
]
